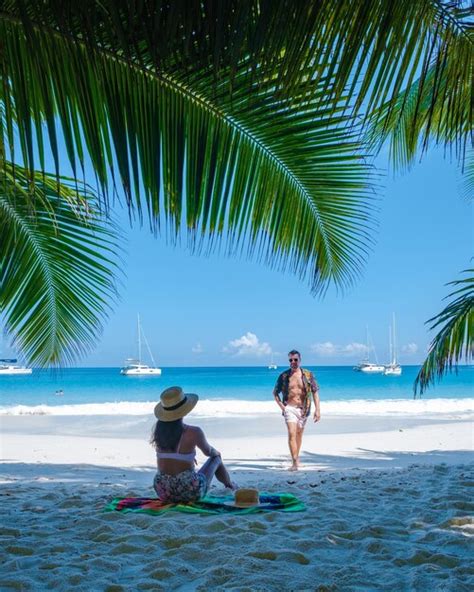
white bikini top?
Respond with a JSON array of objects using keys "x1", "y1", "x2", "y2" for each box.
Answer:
[{"x1": 157, "y1": 427, "x2": 196, "y2": 463}]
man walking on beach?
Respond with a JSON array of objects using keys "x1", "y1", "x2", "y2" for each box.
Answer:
[{"x1": 273, "y1": 350, "x2": 320, "y2": 471}]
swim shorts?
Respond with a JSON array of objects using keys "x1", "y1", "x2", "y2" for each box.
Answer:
[{"x1": 284, "y1": 405, "x2": 308, "y2": 429}]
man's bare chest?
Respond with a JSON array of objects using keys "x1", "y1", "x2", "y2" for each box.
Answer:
[{"x1": 288, "y1": 371, "x2": 304, "y2": 394}]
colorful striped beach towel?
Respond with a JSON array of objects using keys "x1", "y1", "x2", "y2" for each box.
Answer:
[{"x1": 105, "y1": 492, "x2": 305, "y2": 515}]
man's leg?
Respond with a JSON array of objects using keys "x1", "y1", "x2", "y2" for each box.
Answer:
[
  {"x1": 295, "y1": 426, "x2": 305, "y2": 466},
  {"x1": 286, "y1": 421, "x2": 299, "y2": 470}
]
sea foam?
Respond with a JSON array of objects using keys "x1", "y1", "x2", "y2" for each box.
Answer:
[{"x1": 0, "y1": 398, "x2": 472, "y2": 418}]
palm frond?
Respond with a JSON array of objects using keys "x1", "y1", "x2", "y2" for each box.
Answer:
[
  {"x1": 0, "y1": 9, "x2": 377, "y2": 294},
  {"x1": 0, "y1": 161, "x2": 120, "y2": 366},
  {"x1": 414, "y1": 269, "x2": 474, "y2": 396},
  {"x1": 459, "y1": 148, "x2": 474, "y2": 201},
  {"x1": 1, "y1": 1, "x2": 472, "y2": 292},
  {"x1": 369, "y1": 58, "x2": 473, "y2": 169},
  {"x1": 2, "y1": 0, "x2": 472, "y2": 128}
]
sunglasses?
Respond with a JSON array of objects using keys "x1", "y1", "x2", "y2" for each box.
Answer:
[{"x1": 289, "y1": 358, "x2": 299, "y2": 362}]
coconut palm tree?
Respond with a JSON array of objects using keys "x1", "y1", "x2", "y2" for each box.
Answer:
[
  {"x1": 0, "y1": 1, "x2": 472, "y2": 366},
  {"x1": 414, "y1": 269, "x2": 473, "y2": 395}
]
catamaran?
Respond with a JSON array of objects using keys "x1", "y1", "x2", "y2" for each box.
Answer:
[
  {"x1": 120, "y1": 315, "x2": 162, "y2": 376},
  {"x1": 384, "y1": 314, "x2": 402, "y2": 376},
  {"x1": 353, "y1": 327, "x2": 385, "y2": 373},
  {"x1": 0, "y1": 359, "x2": 32, "y2": 375},
  {"x1": 267, "y1": 353, "x2": 277, "y2": 370}
]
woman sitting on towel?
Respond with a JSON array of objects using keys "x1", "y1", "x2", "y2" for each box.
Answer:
[{"x1": 151, "y1": 386, "x2": 237, "y2": 502}]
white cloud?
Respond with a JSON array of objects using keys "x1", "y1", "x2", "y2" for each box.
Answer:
[
  {"x1": 191, "y1": 342, "x2": 203, "y2": 354},
  {"x1": 402, "y1": 342, "x2": 418, "y2": 354},
  {"x1": 311, "y1": 341, "x2": 368, "y2": 357},
  {"x1": 311, "y1": 342, "x2": 337, "y2": 356},
  {"x1": 341, "y1": 342, "x2": 368, "y2": 355},
  {"x1": 223, "y1": 332, "x2": 271, "y2": 357}
]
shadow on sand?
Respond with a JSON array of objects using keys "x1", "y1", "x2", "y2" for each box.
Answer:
[
  {"x1": 224, "y1": 447, "x2": 473, "y2": 471},
  {"x1": 1, "y1": 448, "x2": 472, "y2": 488}
]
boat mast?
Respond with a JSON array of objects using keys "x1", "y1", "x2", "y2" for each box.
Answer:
[
  {"x1": 365, "y1": 325, "x2": 370, "y2": 363},
  {"x1": 142, "y1": 329, "x2": 158, "y2": 368},
  {"x1": 137, "y1": 313, "x2": 142, "y2": 364},
  {"x1": 392, "y1": 313, "x2": 397, "y2": 365},
  {"x1": 388, "y1": 324, "x2": 393, "y2": 366},
  {"x1": 367, "y1": 326, "x2": 379, "y2": 364}
]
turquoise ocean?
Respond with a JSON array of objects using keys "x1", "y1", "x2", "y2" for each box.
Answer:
[{"x1": 0, "y1": 366, "x2": 472, "y2": 417}]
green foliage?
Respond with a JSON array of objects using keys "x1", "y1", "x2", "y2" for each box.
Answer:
[
  {"x1": 0, "y1": 162, "x2": 119, "y2": 366},
  {"x1": 369, "y1": 48, "x2": 473, "y2": 169},
  {"x1": 0, "y1": 4, "x2": 377, "y2": 294},
  {"x1": 2, "y1": 1, "x2": 471, "y2": 134},
  {"x1": 0, "y1": 1, "x2": 472, "y2": 366},
  {"x1": 460, "y1": 149, "x2": 474, "y2": 201},
  {"x1": 414, "y1": 269, "x2": 474, "y2": 395}
]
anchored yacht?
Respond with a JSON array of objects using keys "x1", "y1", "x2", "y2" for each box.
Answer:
[
  {"x1": 353, "y1": 327, "x2": 385, "y2": 373},
  {"x1": 267, "y1": 353, "x2": 277, "y2": 370},
  {"x1": 120, "y1": 359, "x2": 162, "y2": 375},
  {"x1": 354, "y1": 361, "x2": 385, "y2": 373},
  {"x1": 120, "y1": 315, "x2": 162, "y2": 376},
  {"x1": 0, "y1": 359, "x2": 32, "y2": 375}
]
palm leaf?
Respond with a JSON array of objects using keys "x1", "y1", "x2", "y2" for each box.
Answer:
[
  {"x1": 414, "y1": 269, "x2": 474, "y2": 395},
  {"x1": 1, "y1": 0, "x2": 472, "y2": 367},
  {"x1": 459, "y1": 148, "x2": 474, "y2": 201},
  {"x1": 2, "y1": 1, "x2": 472, "y2": 130},
  {"x1": 368, "y1": 42, "x2": 473, "y2": 169},
  {"x1": 0, "y1": 2, "x2": 472, "y2": 288},
  {"x1": 0, "y1": 161, "x2": 119, "y2": 366},
  {"x1": 0, "y1": 9, "x2": 376, "y2": 294}
]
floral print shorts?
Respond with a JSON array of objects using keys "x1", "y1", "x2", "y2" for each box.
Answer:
[{"x1": 153, "y1": 469, "x2": 208, "y2": 503}]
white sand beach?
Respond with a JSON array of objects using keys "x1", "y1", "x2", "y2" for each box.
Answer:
[{"x1": 1, "y1": 411, "x2": 473, "y2": 591}]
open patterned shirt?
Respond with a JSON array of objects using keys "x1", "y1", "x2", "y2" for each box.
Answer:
[{"x1": 273, "y1": 368, "x2": 319, "y2": 417}]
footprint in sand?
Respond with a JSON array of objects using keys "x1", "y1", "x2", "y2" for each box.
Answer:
[
  {"x1": 285, "y1": 551, "x2": 310, "y2": 565},
  {"x1": 394, "y1": 550, "x2": 460, "y2": 568},
  {"x1": 248, "y1": 550, "x2": 277, "y2": 561},
  {"x1": 111, "y1": 542, "x2": 143, "y2": 555},
  {"x1": 0, "y1": 579, "x2": 32, "y2": 590},
  {"x1": 5, "y1": 546, "x2": 34, "y2": 556},
  {"x1": 247, "y1": 521, "x2": 267, "y2": 532},
  {"x1": 288, "y1": 522, "x2": 306, "y2": 532},
  {"x1": 67, "y1": 575, "x2": 86, "y2": 586},
  {"x1": 0, "y1": 528, "x2": 20, "y2": 537},
  {"x1": 207, "y1": 566, "x2": 233, "y2": 586},
  {"x1": 206, "y1": 520, "x2": 228, "y2": 533},
  {"x1": 162, "y1": 536, "x2": 194, "y2": 550},
  {"x1": 147, "y1": 568, "x2": 174, "y2": 581},
  {"x1": 442, "y1": 516, "x2": 474, "y2": 528},
  {"x1": 39, "y1": 562, "x2": 61, "y2": 571},
  {"x1": 365, "y1": 540, "x2": 391, "y2": 555},
  {"x1": 90, "y1": 527, "x2": 116, "y2": 543}
]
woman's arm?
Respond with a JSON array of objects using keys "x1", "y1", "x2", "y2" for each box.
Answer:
[{"x1": 194, "y1": 427, "x2": 220, "y2": 457}]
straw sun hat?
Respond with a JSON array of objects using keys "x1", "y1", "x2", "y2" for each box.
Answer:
[
  {"x1": 154, "y1": 386, "x2": 199, "y2": 421},
  {"x1": 226, "y1": 488, "x2": 261, "y2": 508}
]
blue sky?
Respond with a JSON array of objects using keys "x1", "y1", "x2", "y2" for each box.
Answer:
[
  {"x1": 72, "y1": 147, "x2": 470, "y2": 368},
  {"x1": 2, "y1": 137, "x2": 471, "y2": 367}
]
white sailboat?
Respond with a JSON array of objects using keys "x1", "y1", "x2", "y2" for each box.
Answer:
[
  {"x1": 120, "y1": 315, "x2": 162, "y2": 376},
  {"x1": 0, "y1": 358, "x2": 32, "y2": 375},
  {"x1": 384, "y1": 314, "x2": 402, "y2": 376},
  {"x1": 268, "y1": 353, "x2": 277, "y2": 370},
  {"x1": 353, "y1": 326, "x2": 385, "y2": 373}
]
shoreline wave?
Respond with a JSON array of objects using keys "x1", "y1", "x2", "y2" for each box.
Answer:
[{"x1": 1, "y1": 398, "x2": 472, "y2": 418}]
